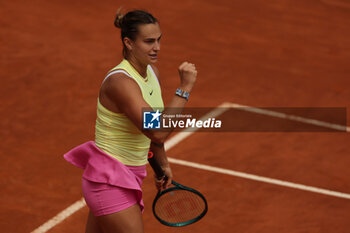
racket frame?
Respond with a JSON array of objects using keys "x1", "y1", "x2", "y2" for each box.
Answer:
[
  {"x1": 148, "y1": 152, "x2": 208, "y2": 227},
  {"x1": 152, "y1": 180, "x2": 208, "y2": 227}
]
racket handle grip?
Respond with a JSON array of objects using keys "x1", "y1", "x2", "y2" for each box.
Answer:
[{"x1": 148, "y1": 151, "x2": 165, "y2": 179}]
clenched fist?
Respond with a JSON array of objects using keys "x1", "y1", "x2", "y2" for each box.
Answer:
[{"x1": 178, "y1": 62, "x2": 197, "y2": 92}]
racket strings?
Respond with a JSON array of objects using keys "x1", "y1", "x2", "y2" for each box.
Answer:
[{"x1": 154, "y1": 189, "x2": 206, "y2": 223}]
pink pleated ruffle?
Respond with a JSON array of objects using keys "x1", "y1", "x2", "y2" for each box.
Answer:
[{"x1": 63, "y1": 141, "x2": 147, "y2": 212}]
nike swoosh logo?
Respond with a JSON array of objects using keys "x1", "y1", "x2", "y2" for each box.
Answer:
[{"x1": 149, "y1": 90, "x2": 153, "y2": 95}]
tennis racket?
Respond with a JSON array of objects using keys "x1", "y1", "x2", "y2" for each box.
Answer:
[{"x1": 148, "y1": 152, "x2": 208, "y2": 227}]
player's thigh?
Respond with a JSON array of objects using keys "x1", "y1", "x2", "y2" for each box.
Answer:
[
  {"x1": 85, "y1": 211, "x2": 103, "y2": 233},
  {"x1": 96, "y1": 204, "x2": 143, "y2": 233}
]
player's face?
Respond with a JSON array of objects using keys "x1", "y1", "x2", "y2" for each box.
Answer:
[{"x1": 132, "y1": 23, "x2": 162, "y2": 65}]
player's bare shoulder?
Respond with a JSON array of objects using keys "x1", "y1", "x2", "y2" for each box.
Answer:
[
  {"x1": 102, "y1": 70, "x2": 138, "y2": 95},
  {"x1": 99, "y1": 70, "x2": 142, "y2": 112}
]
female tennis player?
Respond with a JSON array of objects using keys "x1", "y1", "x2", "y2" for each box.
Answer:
[{"x1": 64, "y1": 9, "x2": 197, "y2": 233}]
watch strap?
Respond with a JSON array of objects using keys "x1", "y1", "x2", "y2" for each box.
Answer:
[{"x1": 175, "y1": 88, "x2": 190, "y2": 100}]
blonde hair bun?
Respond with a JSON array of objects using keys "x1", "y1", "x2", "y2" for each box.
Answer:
[{"x1": 114, "y1": 12, "x2": 124, "y2": 28}]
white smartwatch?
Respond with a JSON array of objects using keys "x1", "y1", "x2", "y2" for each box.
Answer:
[{"x1": 175, "y1": 88, "x2": 190, "y2": 100}]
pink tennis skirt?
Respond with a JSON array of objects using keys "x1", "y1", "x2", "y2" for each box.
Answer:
[{"x1": 64, "y1": 141, "x2": 147, "y2": 216}]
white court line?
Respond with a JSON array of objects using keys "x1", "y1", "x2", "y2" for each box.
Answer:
[
  {"x1": 31, "y1": 198, "x2": 86, "y2": 233},
  {"x1": 31, "y1": 102, "x2": 349, "y2": 232},
  {"x1": 168, "y1": 158, "x2": 350, "y2": 200},
  {"x1": 230, "y1": 103, "x2": 349, "y2": 132}
]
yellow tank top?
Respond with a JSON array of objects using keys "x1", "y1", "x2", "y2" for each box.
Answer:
[{"x1": 95, "y1": 59, "x2": 164, "y2": 165}]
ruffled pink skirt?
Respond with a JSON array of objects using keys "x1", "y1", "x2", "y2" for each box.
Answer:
[{"x1": 63, "y1": 141, "x2": 147, "y2": 216}]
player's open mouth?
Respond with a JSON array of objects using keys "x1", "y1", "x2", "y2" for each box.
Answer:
[{"x1": 149, "y1": 54, "x2": 158, "y2": 59}]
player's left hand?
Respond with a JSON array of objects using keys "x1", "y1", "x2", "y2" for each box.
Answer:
[{"x1": 155, "y1": 165, "x2": 172, "y2": 191}]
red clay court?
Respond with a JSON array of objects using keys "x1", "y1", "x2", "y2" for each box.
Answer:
[{"x1": 1, "y1": 0, "x2": 350, "y2": 232}]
